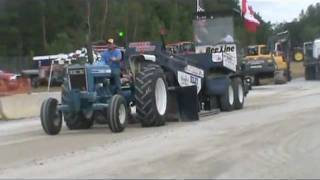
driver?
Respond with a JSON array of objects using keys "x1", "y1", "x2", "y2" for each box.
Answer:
[{"x1": 101, "y1": 38, "x2": 123, "y2": 93}]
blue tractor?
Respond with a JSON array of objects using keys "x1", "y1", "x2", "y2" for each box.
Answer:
[
  {"x1": 40, "y1": 39, "x2": 208, "y2": 136},
  {"x1": 40, "y1": 63, "x2": 132, "y2": 135}
]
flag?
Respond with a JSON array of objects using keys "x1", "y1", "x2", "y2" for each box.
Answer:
[{"x1": 242, "y1": 0, "x2": 260, "y2": 33}]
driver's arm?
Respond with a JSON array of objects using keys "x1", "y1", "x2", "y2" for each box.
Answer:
[{"x1": 111, "y1": 49, "x2": 122, "y2": 62}]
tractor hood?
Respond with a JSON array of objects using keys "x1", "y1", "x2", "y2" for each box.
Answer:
[
  {"x1": 68, "y1": 64, "x2": 112, "y2": 78},
  {"x1": 86, "y1": 64, "x2": 112, "y2": 77}
]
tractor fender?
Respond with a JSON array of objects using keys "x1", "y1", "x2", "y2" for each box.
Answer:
[
  {"x1": 141, "y1": 54, "x2": 156, "y2": 62},
  {"x1": 128, "y1": 54, "x2": 157, "y2": 78},
  {"x1": 205, "y1": 75, "x2": 231, "y2": 96},
  {"x1": 130, "y1": 54, "x2": 156, "y2": 63}
]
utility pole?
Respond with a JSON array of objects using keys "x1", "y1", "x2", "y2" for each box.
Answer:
[
  {"x1": 86, "y1": 0, "x2": 94, "y2": 64},
  {"x1": 87, "y1": 0, "x2": 91, "y2": 40},
  {"x1": 41, "y1": 1, "x2": 48, "y2": 52},
  {"x1": 100, "y1": 0, "x2": 109, "y2": 39}
]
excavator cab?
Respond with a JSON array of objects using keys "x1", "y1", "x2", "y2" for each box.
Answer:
[
  {"x1": 246, "y1": 45, "x2": 270, "y2": 57},
  {"x1": 242, "y1": 31, "x2": 291, "y2": 85}
]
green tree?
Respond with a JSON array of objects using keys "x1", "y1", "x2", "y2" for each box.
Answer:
[{"x1": 0, "y1": 0, "x2": 274, "y2": 56}]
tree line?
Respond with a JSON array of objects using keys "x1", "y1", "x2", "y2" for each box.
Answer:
[
  {"x1": 274, "y1": 2, "x2": 320, "y2": 47},
  {"x1": 2, "y1": 0, "x2": 318, "y2": 57}
]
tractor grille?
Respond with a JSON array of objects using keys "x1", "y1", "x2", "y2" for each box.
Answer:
[{"x1": 68, "y1": 68, "x2": 87, "y2": 91}]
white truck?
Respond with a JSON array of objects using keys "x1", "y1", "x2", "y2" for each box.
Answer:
[{"x1": 304, "y1": 38, "x2": 320, "y2": 80}]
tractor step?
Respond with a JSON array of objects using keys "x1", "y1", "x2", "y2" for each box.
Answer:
[
  {"x1": 199, "y1": 109, "x2": 220, "y2": 118},
  {"x1": 92, "y1": 103, "x2": 109, "y2": 110}
]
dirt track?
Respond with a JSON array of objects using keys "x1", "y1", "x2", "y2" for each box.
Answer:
[{"x1": 0, "y1": 78, "x2": 320, "y2": 178}]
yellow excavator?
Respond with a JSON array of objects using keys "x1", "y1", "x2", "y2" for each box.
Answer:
[{"x1": 242, "y1": 32, "x2": 291, "y2": 85}]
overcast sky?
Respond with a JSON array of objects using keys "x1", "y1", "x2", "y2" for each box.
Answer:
[{"x1": 247, "y1": 0, "x2": 320, "y2": 23}]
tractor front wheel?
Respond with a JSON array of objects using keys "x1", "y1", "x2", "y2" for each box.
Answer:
[
  {"x1": 108, "y1": 95, "x2": 128, "y2": 133},
  {"x1": 40, "y1": 98, "x2": 62, "y2": 135}
]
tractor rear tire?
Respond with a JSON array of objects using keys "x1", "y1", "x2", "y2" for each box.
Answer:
[
  {"x1": 135, "y1": 64, "x2": 168, "y2": 127},
  {"x1": 219, "y1": 81, "x2": 235, "y2": 112},
  {"x1": 61, "y1": 82, "x2": 94, "y2": 130},
  {"x1": 108, "y1": 95, "x2": 128, "y2": 133},
  {"x1": 232, "y1": 78, "x2": 244, "y2": 110},
  {"x1": 40, "y1": 98, "x2": 62, "y2": 135}
]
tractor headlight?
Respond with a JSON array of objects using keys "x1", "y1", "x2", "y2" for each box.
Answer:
[
  {"x1": 105, "y1": 69, "x2": 111, "y2": 74},
  {"x1": 96, "y1": 83, "x2": 103, "y2": 88},
  {"x1": 245, "y1": 77, "x2": 252, "y2": 83}
]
